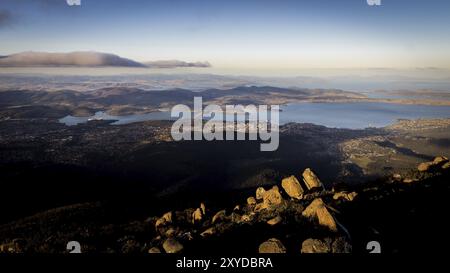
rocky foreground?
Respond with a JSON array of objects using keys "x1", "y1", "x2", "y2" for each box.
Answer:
[{"x1": 1, "y1": 156, "x2": 449, "y2": 254}]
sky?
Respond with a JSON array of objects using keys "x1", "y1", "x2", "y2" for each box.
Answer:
[{"x1": 0, "y1": 0, "x2": 450, "y2": 73}]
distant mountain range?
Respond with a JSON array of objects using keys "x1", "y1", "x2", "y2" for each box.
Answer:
[{"x1": 0, "y1": 51, "x2": 210, "y2": 68}]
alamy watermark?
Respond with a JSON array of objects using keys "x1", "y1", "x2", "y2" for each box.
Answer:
[
  {"x1": 66, "y1": 0, "x2": 81, "y2": 6},
  {"x1": 170, "y1": 97, "x2": 279, "y2": 151},
  {"x1": 367, "y1": 0, "x2": 381, "y2": 6}
]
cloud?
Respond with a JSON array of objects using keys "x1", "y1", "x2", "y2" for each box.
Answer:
[
  {"x1": 144, "y1": 60, "x2": 211, "y2": 69},
  {"x1": 0, "y1": 10, "x2": 14, "y2": 28},
  {"x1": 0, "y1": 51, "x2": 146, "y2": 67}
]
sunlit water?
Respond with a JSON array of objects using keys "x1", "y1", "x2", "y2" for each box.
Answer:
[{"x1": 59, "y1": 102, "x2": 450, "y2": 129}]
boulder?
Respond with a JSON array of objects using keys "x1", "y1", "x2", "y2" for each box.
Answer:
[
  {"x1": 302, "y1": 168, "x2": 323, "y2": 190},
  {"x1": 162, "y1": 238, "x2": 184, "y2": 253},
  {"x1": 212, "y1": 210, "x2": 227, "y2": 224},
  {"x1": 258, "y1": 238, "x2": 286, "y2": 253},
  {"x1": 301, "y1": 238, "x2": 330, "y2": 253},
  {"x1": 267, "y1": 215, "x2": 282, "y2": 226},
  {"x1": 165, "y1": 228, "x2": 177, "y2": 238},
  {"x1": 433, "y1": 156, "x2": 448, "y2": 165},
  {"x1": 418, "y1": 156, "x2": 449, "y2": 172},
  {"x1": 192, "y1": 208, "x2": 203, "y2": 224},
  {"x1": 200, "y1": 203, "x2": 206, "y2": 215},
  {"x1": 418, "y1": 162, "x2": 434, "y2": 172},
  {"x1": 403, "y1": 178, "x2": 415, "y2": 183},
  {"x1": 333, "y1": 191, "x2": 358, "y2": 202},
  {"x1": 256, "y1": 187, "x2": 266, "y2": 200},
  {"x1": 302, "y1": 198, "x2": 338, "y2": 232},
  {"x1": 247, "y1": 197, "x2": 257, "y2": 206},
  {"x1": 255, "y1": 186, "x2": 283, "y2": 211},
  {"x1": 155, "y1": 211, "x2": 173, "y2": 229},
  {"x1": 241, "y1": 214, "x2": 255, "y2": 223},
  {"x1": 148, "y1": 247, "x2": 161, "y2": 253},
  {"x1": 442, "y1": 162, "x2": 450, "y2": 170},
  {"x1": 393, "y1": 173, "x2": 402, "y2": 180},
  {"x1": 200, "y1": 227, "x2": 216, "y2": 237},
  {"x1": 281, "y1": 175, "x2": 304, "y2": 199}
]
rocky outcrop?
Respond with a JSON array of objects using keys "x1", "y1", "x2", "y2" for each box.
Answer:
[
  {"x1": 418, "y1": 156, "x2": 449, "y2": 172},
  {"x1": 281, "y1": 175, "x2": 304, "y2": 199},
  {"x1": 302, "y1": 168, "x2": 323, "y2": 191},
  {"x1": 258, "y1": 238, "x2": 286, "y2": 253},
  {"x1": 7, "y1": 161, "x2": 448, "y2": 254},
  {"x1": 302, "y1": 198, "x2": 338, "y2": 232}
]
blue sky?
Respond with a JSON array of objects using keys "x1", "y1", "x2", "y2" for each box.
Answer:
[{"x1": 1, "y1": 0, "x2": 450, "y2": 71}]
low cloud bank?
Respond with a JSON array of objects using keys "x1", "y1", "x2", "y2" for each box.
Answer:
[
  {"x1": 0, "y1": 51, "x2": 212, "y2": 69},
  {"x1": 0, "y1": 51, "x2": 146, "y2": 67},
  {"x1": 144, "y1": 60, "x2": 211, "y2": 68}
]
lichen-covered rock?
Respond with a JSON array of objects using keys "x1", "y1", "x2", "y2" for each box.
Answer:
[
  {"x1": 302, "y1": 198, "x2": 338, "y2": 232},
  {"x1": 302, "y1": 168, "x2": 323, "y2": 190},
  {"x1": 281, "y1": 175, "x2": 304, "y2": 199},
  {"x1": 258, "y1": 238, "x2": 286, "y2": 253}
]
